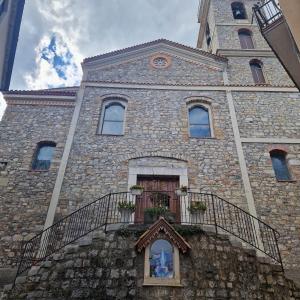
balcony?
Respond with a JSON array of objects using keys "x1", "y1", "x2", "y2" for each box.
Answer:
[{"x1": 253, "y1": 0, "x2": 300, "y2": 89}]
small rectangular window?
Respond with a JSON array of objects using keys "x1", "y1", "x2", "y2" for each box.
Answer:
[{"x1": 270, "y1": 151, "x2": 291, "y2": 181}]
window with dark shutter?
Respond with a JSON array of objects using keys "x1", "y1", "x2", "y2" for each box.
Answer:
[
  {"x1": 205, "y1": 22, "x2": 211, "y2": 47},
  {"x1": 270, "y1": 150, "x2": 291, "y2": 181},
  {"x1": 250, "y1": 60, "x2": 266, "y2": 84},
  {"x1": 238, "y1": 29, "x2": 254, "y2": 49}
]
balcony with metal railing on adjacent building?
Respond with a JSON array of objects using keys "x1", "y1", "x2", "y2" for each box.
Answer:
[{"x1": 253, "y1": 0, "x2": 300, "y2": 90}]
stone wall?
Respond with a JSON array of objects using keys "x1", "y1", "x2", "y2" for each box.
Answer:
[
  {"x1": 58, "y1": 87, "x2": 247, "y2": 216},
  {"x1": 0, "y1": 104, "x2": 74, "y2": 267},
  {"x1": 233, "y1": 91, "x2": 300, "y2": 138},
  {"x1": 210, "y1": 0, "x2": 270, "y2": 51},
  {"x1": 86, "y1": 55, "x2": 224, "y2": 85},
  {"x1": 227, "y1": 57, "x2": 294, "y2": 86},
  {"x1": 243, "y1": 143, "x2": 300, "y2": 272},
  {"x1": 4, "y1": 227, "x2": 300, "y2": 300}
]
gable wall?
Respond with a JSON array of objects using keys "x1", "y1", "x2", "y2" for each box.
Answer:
[{"x1": 86, "y1": 55, "x2": 224, "y2": 85}]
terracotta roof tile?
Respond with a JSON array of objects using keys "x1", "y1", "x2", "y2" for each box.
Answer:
[
  {"x1": 83, "y1": 39, "x2": 228, "y2": 64},
  {"x1": 82, "y1": 80, "x2": 295, "y2": 89},
  {"x1": 3, "y1": 89, "x2": 77, "y2": 97}
]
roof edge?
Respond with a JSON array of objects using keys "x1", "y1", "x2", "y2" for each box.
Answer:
[{"x1": 83, "y1": 38, "x2": 227, "y2": 65}]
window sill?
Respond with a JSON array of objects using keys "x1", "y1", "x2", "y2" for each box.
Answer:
[
  {"x1": 276, "y1": 180, "x2": 297, "y2": 183},
  {"x1": 143, "y1": 278, "x2": 182, "y2": 287},
  {"x1": 97, "y1": 133, "x2": 124, "y2": 137},
  {"x1": 189, "y1": 137, "x2": 216, "y2": 140},
  {"x1": 29, "y1": 170, "x2": 50, "y2": 173}
]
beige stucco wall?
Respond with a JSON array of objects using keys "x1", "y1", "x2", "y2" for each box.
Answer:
[{"x1": 279, "y1": 0, "x2": 300, "y2": 52}]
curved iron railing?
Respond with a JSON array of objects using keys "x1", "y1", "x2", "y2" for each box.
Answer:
[{"x1": 14, "y1": 191, "x2": 283, "y2": 284}]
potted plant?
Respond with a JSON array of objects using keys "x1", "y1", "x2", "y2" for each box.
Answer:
[
  {"x1": 118, "y1": 201, "x2": 135, "y2": 223},
  {"x1": 175, "y1": 185, "x2": 188, "y2": 196},
  {"x1": 188, "y1": 201, "x2": 207, "y2": 224},
  {"x1": 144, "y1": 206, "x2": 176, "y2": 224},
  {"x1": 129, "y1": 185, "x2": 144, "y2": 196}
]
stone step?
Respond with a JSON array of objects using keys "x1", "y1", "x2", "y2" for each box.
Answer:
[
  {"x1": 286, "y1": 269, "x2": 300, "y2": 288},
  {"x1": 0, "y1": 268, "x2": 17, "y2": 289}
]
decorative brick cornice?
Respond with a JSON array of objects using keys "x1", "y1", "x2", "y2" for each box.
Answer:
[
  {"x1": 3, "y1": 90, "x2": 77, "y2": 97},
  {"x1": 82, "y1": 79, "x2": 295, "y2": 89},
  {"x1": 5, "y1": 99, "x2": 75, "y2": 107},
  {"x1": 116, "y1": 151, "x2": 189, "y2": 164},
  {"x1": 3, "y1": 89, "x2": 77, "y2": 107},
  {"x1": 135, "y1": 217, "x2": 191, "y2": 253}
]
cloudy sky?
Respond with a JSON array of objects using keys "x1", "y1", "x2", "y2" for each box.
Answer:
[{"x1": 0, "y1": 0, "x2": 200, "y2": 118}]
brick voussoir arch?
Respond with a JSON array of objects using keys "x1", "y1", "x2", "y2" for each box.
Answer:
[{"x1": 117, "y1": 151, "x2": 189, "y2": 164}]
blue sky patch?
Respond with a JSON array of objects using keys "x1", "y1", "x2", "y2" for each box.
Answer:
[{"x1": 40, "y1": 35, "x2": 75, "y2": 80}]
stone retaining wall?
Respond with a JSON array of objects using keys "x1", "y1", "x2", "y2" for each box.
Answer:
[{"x1": 3, "y1": 226, "x2": 300, "y2": 300}]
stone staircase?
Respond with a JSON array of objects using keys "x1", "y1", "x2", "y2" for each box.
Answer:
[{"x1": 1, "y1": 224, "x2": 300, "y2": 300}]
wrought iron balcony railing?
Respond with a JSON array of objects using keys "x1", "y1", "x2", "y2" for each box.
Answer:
[
  {"x1": 14, "y1": 191, "x2": 283, "y2": 285},
  {"x1": 253, "y1": 0, "x2": 283, "y2": 29}
]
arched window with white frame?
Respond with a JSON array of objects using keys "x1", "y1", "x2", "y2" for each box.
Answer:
[
  {"x1": 188, "y1": 104, "x2": 212, "y2": 138},
  {"x1": 99, "y1": 99, "x2": 127, "y2": 135}
]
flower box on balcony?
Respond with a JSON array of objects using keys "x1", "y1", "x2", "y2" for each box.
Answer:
[
  {"x1": 118, "y1": 201, "x2": 135, "y2": 223},
  {"x1": 188, "y1": 201, "x2": 207, "y2": 224}
]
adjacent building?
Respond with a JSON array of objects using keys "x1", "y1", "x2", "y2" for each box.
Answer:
[
  {"x1": 0, "y1": 0, "x2": 25, "y2": 91},
  {"x1": 253, "y1": 0, "x2": 300, "y2": 89},
  {"x1": 1, "y1": 0, "x2": 300, "y2": 298}
]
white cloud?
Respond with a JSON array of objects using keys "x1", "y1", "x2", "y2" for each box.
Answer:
[
  {"x1": 11, "y1": 0, "x2": 199, "y2": 90},
  {"x1": 24, "y1": 33, "x2": 82, "y2": 89}
]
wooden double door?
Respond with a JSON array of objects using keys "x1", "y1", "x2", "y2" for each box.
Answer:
[{"x1": 134, "y1": 175, "x2": 180, "y2": 223}]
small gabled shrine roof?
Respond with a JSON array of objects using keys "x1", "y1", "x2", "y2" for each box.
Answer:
[{"x1": 135, "y1": 217, "x2": 191, "y2": 253}]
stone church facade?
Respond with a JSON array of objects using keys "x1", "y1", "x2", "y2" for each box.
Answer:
[{"x1": 1, "y1": 0, "x2": 300, "y2": 298}]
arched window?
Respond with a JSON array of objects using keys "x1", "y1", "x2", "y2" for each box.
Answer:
[
  {"x1": 150, "y1": 239, "x2": 174, "y2": 278},
  {"x1": 231, "y1": 2, "x2": 247, "y2": 19},
  {"x1": 100, "y1": 101, "x2": 126, "y2": 135},
  {"x1": 238, "y1": 29, "x2": 254, "y2": 49},
  {"x1": 270, "y1": 150, "x2": 291, "y2": 181},
  {"x1": 188, "y1": 106, "x2": 211, "y2": 138},
  {"x1": 32, "y1": 142, "x2": 56, "y2": 171},
  {"x1": 250, "y1": 60, "x2": 266, "y2": 84}
]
